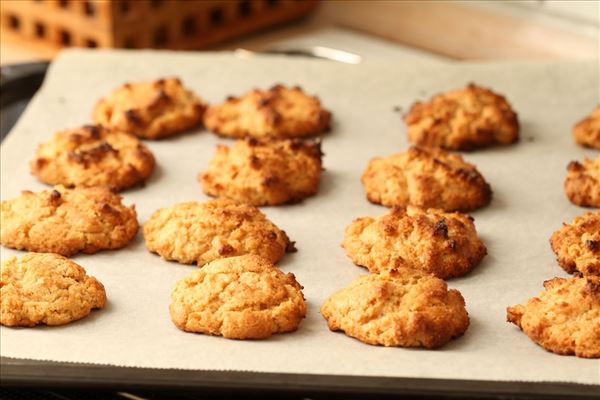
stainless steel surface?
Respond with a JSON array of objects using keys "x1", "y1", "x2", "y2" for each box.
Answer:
[{"x1": 234, "y1": 46, "x2": 362, "y2": 64}]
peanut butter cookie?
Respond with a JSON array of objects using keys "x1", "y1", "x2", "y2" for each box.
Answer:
[
  {"x1": 30, "y1": 124, "x2": 155, "y2": 191},
  {"x1": 1, "y1": 186, "x2": 138, "y2": 256},
  {"x1": 1, "y1": 253, "x2": 106, "y2": 327},
  {"x1": 170, "y1": 254, "x2": 306, "y2": 339},
  {"x1": 550, "y1": 211, "x2": 600, "y2": 276},
  {"x1": 573, "y1": 106, "x2": 600, "y2": 150},
  {"x1": 564, "y1": 156, "x2": 600, "y2": 208},
  {"x1": 507, "y1": 275, "x2": 600, "y2": 358},
  {"x1": 321, "y1": 269, "x2": 469, "y2": 348},
  {"x1": 362, "y1": 146, "x2": 492, "y2": 211},
  {"x1": 143, "y1": 199, "x2": 295, "y2": 266},
  {"x1": 93, "y1": 77, "x2": 205, "y2": 139},
  {"x1": 405, "y1": 83, "x2": 519, "y2": 150},
  {"x1": 343, "y1": 206, "x2": 486, "y2": 279},
  {"x1": 199, "y1": 138, "x2": 323, "y2": 206},
  {"x1": 204, "y1": 84, "x2": 331, "y2": 139}
]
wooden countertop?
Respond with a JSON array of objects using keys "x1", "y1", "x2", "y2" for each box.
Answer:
[{"x1": 1, "y1": 0, "x2": 598, "y2": 65}]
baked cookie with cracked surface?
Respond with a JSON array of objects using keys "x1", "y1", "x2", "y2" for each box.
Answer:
[
  {"x1": 30, "y1": 124, "x2": 155, "y2": 191},
  {"x1": 573, "y1": 106, "x2": 600, "y2": 150},
  {"x1": 321, "y1": 268, "x2": 469, "y2": 348},
  {"x1": 204, "y1": 84, "x2": 331, "y2": 139},
  {"x1": 362, "y1": 146, "x2": 492, "y2": 212},
  {"x1": 342, "y1": 206, "x2": 486, "y2": 279},
  {"x1": 405, "y1": 83, "x2": 519, "y2": 151},
  {"x1": 199, "y1": 138, "x2": 323, "y2": 206},
  {"x1": 1, "y1": 253, "x2": 106, "y2": 327},
  {"x1": 550, "y1": 211, "x2": 600, "y2": 276},
  {"x1": 144, "y1": 199, "x2": 295, "y2": 266},
  {"x1": 507, "y1": 275, "x2": 600, "y2": 358},
  {"x1": 564, "y1": 156, "x2": 600, "y2": 208},
  {"x1": 170, "y1": 254, "x2": 306, "y2": 339},
  {"x1": 93, "y1": 77, "x2": 205, "y2": 139},
  {"x1": 1, "y1": 186, "x2": 138, "y2": 256}
]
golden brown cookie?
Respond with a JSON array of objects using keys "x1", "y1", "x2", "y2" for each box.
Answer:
[
  {"x1": 1, "y1": 186, "x2": 139, "y2": 256},
  {"x1": 564, "y1": 156, "x2": 600, "y2": 208},
  {"x1": 550, "y1": 211, "x2": 600, "y2": 276},
  {"x1": 321, "y1": 269, "x2": 469, "y2": 348},
  {"x1": 199, "y1": 138, "x2": 323, "y2": 206},
  {"x1": 405, "y1": 83, "x2": 519, "y2": 150},
  {"x1": 342, "y1": 206, "x2": 486, "y2": 279},
  {"x1": 573, "y1": 106, "x2": 600, "y2": 150},
  {"x1": 507, "y1": 275, "x2": 600, "y2": 358},
  {"x1": 362, "y1": 146, "x2": 492, "y2": 212},
  {"x1": 170, "y1": 254, "x2": 306, "y2": 339},
  {"x1": 30, "y1": 124, "x2": 155, "y2": 191},
  {"x1": 93, "y1": 77, "x2": 205, "y2": 140},
  {"x1": 143, "y1": 199, "x2": 295, "y2": 266},
  {"x1": 1, "y1": 253, "x2": 106, "y2": 327},
  {"x1": 203, "y1": 84, "x2": 331, "y2": 139}
]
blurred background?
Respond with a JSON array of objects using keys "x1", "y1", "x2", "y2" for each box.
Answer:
[{"x1": 1, "y1": 0, "x2": 598, "y2": 65}]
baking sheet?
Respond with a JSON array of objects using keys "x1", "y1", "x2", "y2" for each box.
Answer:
[{"x1": 1, "y1": 50, "x2": 599, "y2": 385}]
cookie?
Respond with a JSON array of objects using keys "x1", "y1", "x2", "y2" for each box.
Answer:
[
  {"x1": 362, "y1": 146, "x2": 492, "y2": 211},
  {"x1": 507, "y1": 275, "x2": 600, "y2": 358},
  {"x1": 199, "y1": 138, "x2": 323, "y2": 206},
  {"x1": 550, "y1": 211, "x2": 600, "y2": 276},
  {"x1": 404, "y1": 83, "x2": 519, "y2": 150},
  {"x1": 573, "y1": 106, "x2": 600, "y2": 150},
  {"x1": 170, "y1": 254, "x2": 306, "y2": 339},
  {"x1": 564, "y1": 156, "x2": 600, "y2": 208},
  {"x1": 1, "y1": 186, "x2": 139, "y2": 256},
  {"x1": 342, "y1": 206, "x2": 486, "y2": 279},
  {"x1": 321, "y1": 269, "x2": 469, "y2": 348},
  {"x1": 143, "y1": 199, "x2": 295, "y2": 266},
  {"x1": 30, "y1": 124, "x2": 155, "y2": 191},
  {"x1": 203, "y1": 84, "x2": 331, "y2": 139},
  {"x1": 93, "y1": 77, "x2": 205, "y2": 139},
  {"x1": 1, "y1": 253, "x2": 106, "y2": 327}
]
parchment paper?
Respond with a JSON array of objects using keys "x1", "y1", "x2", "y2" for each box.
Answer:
[{"x1": 1, "y1": 50, "x2": 599, "y2": 385}]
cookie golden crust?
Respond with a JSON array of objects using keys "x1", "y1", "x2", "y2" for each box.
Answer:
[
  {"x1": 361, "y1": 146, "x2": 492, "y2": 212},
  {"x1": 93, "y1": 77, "x2": 205, "y2": 140},
  {"x1": 342, "y1": 206, "x2": 486, "y2": 279},
  {"x1": 550, "y1": 211, "x2": 600, "y2": 277},
  {"x1": 203, "y1": 84, "x2": 331, "y2": 139},
  {"x1": 404, "y1": 83, "x2": 519, "y2": 151},
  {"x1": 30, "y1": 124, "x2": 155, "y2": 191},
  {"x1": 573, "y1": 106, "x2": 600, "y2": 150},
  {"x1": 564, "y1": 157, "x2": 600, "y2": 208},
  {"x1": 143, "y1": 199, "x2": 295, "y2": 266},
  {"x1": 321, "y1": 269, "x2": 469, "y2": 348},
  {"x1": 199, "y1": 138, "x2": 323, "y2": 206},
  {"x1": 0, "y1": 186, "x2": 139, "y2": 256},
  {"x1": 170, "y1": 255, "x2": 306, "y2": 339},
  {"x1": 1, "y1": 253, "x2": 106, "y2": 327},
  {"x1": 507, "y1": 276, "x2": 600, "y2": 358}
]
